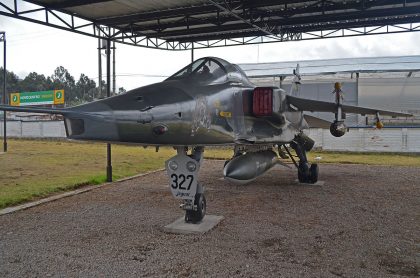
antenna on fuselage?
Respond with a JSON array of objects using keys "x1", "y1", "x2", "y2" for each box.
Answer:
[{"x1": 290, "y1": 63, "x2": 301, "y2": 97}]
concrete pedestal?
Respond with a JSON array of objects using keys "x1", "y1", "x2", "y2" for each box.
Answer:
[
  {"x1": 163, "y1": 215, "x2": 224, "y2": 234},
  {"x1": 295, "y1": 180, "x2": 325, "y2": 186}
]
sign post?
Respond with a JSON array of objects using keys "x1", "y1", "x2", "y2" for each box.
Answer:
[
  {"x1": 106, "y1": 38, "x2": 112, "y2": 182},
  {"x1": 1, "y1": 31, "x2": 6, "y2": 152}
]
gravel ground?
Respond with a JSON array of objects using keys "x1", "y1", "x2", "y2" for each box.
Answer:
[{"x1": 0, "y1": 161, "x2": 419, "y2": 277}]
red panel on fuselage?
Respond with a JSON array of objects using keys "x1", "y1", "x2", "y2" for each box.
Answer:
[{"x1": 253, "y1": 88, "x2": 273, "y2": 117}]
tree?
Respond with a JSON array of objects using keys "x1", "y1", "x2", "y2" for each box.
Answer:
[
  {"x1": 51, "y1": 66, "x2": 76, "y2": 105},
  {"x1": 95, "y1": 79, "x2": 107, "y2": 99},
  {"x1": 0, "y1": 67, "x2": 20, "y2": 104},
  {"x1": 118, "y1": 87, "x2": 127, "y2": 94},
  {"x1": 19, "y1": 72, "x2": 52, "y2": 92},
  {"x1": 76, "y1": 74, "x2": 96, "y2": 102},
  {"x1": 1, "y1": 66, "x2": 106, "y2": 105}
]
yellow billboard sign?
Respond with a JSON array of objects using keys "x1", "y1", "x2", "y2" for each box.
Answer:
[
  {"x1": 54, "y1": 90, "x2": 65, "y2": 105},
  {"x1": 10, "y1": 93, "x2": 20, "y2": 106}
]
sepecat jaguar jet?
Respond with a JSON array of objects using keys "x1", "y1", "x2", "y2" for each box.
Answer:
[{"x1": 0, "y1": 57, "x2": 411, "y2": 223}]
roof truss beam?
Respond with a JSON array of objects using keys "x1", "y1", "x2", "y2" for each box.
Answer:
[
  {"x1": 173, "y1": 19, "x2": 420, "y2": 43},
  {"x1": 95, "y1": 0, "x2": 320, "y2": 25},
  {"x1": 1, "y1": 0, "x2": 420, "y2": 50},
  {"x1": 141, "y1": 6, "x2": 420, "y2": 39},
  {"x1": 25, "y1": 0, "x2": 112, "y2": 9},
  {"x1": 122, "y1": 0, "x2": 420, "y2": 34}
]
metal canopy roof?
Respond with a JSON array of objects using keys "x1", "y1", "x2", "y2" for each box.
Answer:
[
  {"x1": 239, "y1": 56, "x2": 420, "y2": 77},
  {"x1": 1, "y1": 0, "x2": 420, "y2": 50}
]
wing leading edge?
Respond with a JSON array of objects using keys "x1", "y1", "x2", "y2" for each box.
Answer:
[
  {"x1": 0, "y1": 105, "x2": 67, "y2": 115},
  {"x1": 287, "y1": 95, "x2": 412, "y2": 118}
]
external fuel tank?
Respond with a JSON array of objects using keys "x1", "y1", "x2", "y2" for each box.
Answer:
[{"x1": 223, "y1": 150, "x2": 278, "y2": 184}]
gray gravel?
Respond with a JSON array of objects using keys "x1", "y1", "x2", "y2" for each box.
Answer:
[{"x1": 0, "y1": 160, "x2": 419, "y2": 277}]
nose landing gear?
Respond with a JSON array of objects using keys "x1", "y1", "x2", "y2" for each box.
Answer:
[
  {"x1": 165, "y1": 147, "x2": 206, "y2": 223},
  {"x1": 184, "y1": 193, "x2": 206, "y2": 223}
]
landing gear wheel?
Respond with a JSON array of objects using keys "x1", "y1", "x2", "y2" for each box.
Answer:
[
  {"x1": 309, "y1": 164, "x2": 319, "y2": 184},
  {"x1": 185, "y1": 193, "x2": 206, "y2": 224},
  {"x1": 298, "y1": 162, "x2": 309, "y2": 183}
]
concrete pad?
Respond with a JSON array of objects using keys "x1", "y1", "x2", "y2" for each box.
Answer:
[
  {"x1": 295, "y1": 179, "x2": 325, "y2": 186},
  {"x1": 163, "y1": 215, "x2": 224, "y2": 234}
]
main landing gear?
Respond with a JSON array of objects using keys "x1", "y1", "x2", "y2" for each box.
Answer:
[
  {"x1": 284, "y1": 141, "x2": 319, "y2": 184},
  {"x1": 165, "y1": 147, "x2": 206, "y2": 224}
]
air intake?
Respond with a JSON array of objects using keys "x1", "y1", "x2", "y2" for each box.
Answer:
[{"x1": 65, "y1": 118, "x2": 85, "y2": 136}]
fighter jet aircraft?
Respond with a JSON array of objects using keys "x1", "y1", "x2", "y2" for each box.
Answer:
[{"x1": 0, "y1": 57, "x2": 411, "y2": 223}]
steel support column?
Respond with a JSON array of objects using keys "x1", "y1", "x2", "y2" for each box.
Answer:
[
  {"x1": 98, "y1": 35, "x2": 102, "y2": 99},
  {"x1": 106, "y1": 38, "x2": 112, "y2": 182},
  {"x1": 112, "y1": 40, "x2": 116, "y2": 95},
  {"x1": 1, "y1": 32, "x2": 6, "y2": 152},
  {"x1": 191, "y1": 43, "x2": 194, "y2": 62}
]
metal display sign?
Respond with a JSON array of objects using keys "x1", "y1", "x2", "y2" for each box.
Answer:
[
  {"x1": 10, "y1": 90, "x2": 64, "y2": 106},
  {"x1": 165, "y1": 153, "x2": 200, "y2": 201}
]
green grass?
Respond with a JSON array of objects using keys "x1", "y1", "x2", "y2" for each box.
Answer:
[
  {"x1": 0, "y1": 139, "x2": 176, "y2": 209},
  {"x1": 307, "y1": 151, "x2": 420, "y2": 166},
  {"x1": 0, "y1": 139, "x2": 419, "y2": 209},
  {"x1": 205, "y1": 147, "x2": 420, "y2": 167}
]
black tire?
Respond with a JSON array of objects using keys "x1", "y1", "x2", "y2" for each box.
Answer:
[
  {"x1": 298, "y1": 162, "x2": 309, "y2": 183},
  {"x1": 184, "y1": 193, "x2": 206, "y2": 224},
  {"x1": 309, "y1": 164, "x2": 319, "y2": 184}
]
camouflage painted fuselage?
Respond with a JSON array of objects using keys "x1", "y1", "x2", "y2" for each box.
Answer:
[{"x1": 64, "y1": 57, "x2": 306, "y2": 146}]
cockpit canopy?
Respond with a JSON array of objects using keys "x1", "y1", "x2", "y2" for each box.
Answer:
[{"x1": 166, "y1": 57, "x2": 251, "y2": 85}]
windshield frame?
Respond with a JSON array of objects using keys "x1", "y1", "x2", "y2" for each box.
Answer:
[{"x1": 166, "y1": 57, "x2": 228, "y2": 82}]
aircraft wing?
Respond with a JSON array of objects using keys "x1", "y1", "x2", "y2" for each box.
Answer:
[
  {"x1": 287, "y1": 95, "x2": 412, "y2": 117},
  {"x1": 0, "y1": 105, "x2": 67, "y2": 115},
  {"x1": 303, "y1": 114, "x2": 332, "y2": 128}
]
